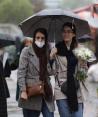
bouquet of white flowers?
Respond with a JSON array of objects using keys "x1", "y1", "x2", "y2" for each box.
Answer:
[
  {"x1": 73, "y1": 46, "x2": 93, "y2": 81},
  {"x1": 73, "y1": 46, "x2": 93, "y2": 61}
]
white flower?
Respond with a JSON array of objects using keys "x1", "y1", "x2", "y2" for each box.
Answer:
[
  {"x1": 73, "y1": 46, "x2": 93, "y2": 61},
  {"x1": 73, "y1": 46, "x2": 94, "y2": 81}
]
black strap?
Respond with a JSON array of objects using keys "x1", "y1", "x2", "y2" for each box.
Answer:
[{"x1": 81, "y1": 81, "x2": 88, "y2": 92}]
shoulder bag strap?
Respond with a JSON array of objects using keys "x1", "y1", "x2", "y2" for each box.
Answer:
[{"x1": 55, "y1": 56, "x2": 63, "y2": 87}]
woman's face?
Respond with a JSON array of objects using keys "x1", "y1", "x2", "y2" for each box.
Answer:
[
  {"x1": 35, "y1": 32, "x2": 45, "y2": 42},
  {"x1": 62, "y1": 26, "x2": 75, "y2": 43},
  {"x1": 35, "y1": 32, "x2": 45, "y2": 48}
]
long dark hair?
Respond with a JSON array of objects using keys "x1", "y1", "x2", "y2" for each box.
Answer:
[
  {"x1": 33, "y1": 28, "x2": 53, "y2": 101},
  {"x1": 62, "y1": 22, "x2": 78, "y2": 49}
]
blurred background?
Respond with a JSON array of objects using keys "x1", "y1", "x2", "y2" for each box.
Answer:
[{"x1": 0, "y1": 0, "x2": 96, "y2": 24}]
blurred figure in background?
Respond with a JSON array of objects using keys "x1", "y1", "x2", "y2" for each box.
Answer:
[
  {"x1": 10, "y1": 37, "x2": 33, "y2": 116},
  {"x1": 82, "y1": 34, "x2": 98, "y2": 117},
  {"x1": 23, "y1": 37, "x2": 33, "y2": 47},
  {"x1": 11, "y1": 37, "x2": 33, "y2": 70},
  {"x1": 0, "y1": 45, "x2": 11, "y2": 117},
  {"x1": 83, "y1": 55, "x2": 98, "y2": 117},
  {"x1": 15, "y1": 37, "x2": 33, "y2": 101}
]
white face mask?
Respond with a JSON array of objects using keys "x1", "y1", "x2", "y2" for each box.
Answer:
[{"x1": 35, "y1": 40, "x2": 45, "y2": 48}]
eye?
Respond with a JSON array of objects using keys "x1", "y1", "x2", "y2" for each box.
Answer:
[
  {"x1": 63, "y1": 30, "x2": 73, "y2": 34},
  {"x1": 36, "y1": 36, "x2": 45, "y2": 40}
]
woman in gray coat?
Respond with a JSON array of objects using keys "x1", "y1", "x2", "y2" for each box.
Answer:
[{"x1": 18, "y1": 28, "x2": 55, "y2": 117}]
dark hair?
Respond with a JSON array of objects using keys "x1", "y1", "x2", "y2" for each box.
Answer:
[
  {"x1": 62, "y1": 22, "x2": 78, "y2": 49},
  {"x1": 33, "y1": 28, "x2": 48, "y2": 44},
  {"x1": 62, "y1": 22, "x2": 76, "y2": 34}
]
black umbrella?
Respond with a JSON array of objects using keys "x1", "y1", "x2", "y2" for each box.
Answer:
[
  {"x1": 19, "y1": 9, "x2": 90, "y2": 43},
  {"x1": 78, "y1": 34, "x2": 93, "y2": 43},
  {"x1": 0, "y1": 24, "x2": 23, "y2": 47},
  {"x1": 0, "y1": 33, "x2": 15, "y2": 47}
]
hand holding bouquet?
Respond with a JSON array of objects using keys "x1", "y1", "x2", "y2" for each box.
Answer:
[{"x1": 73, "y1": 46, "x2": 93, "y2": 81}]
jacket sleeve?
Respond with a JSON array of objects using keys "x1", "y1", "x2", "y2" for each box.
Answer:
[
  {"x1": 4, "y1": 59, "x2": 11, "y2": 77},
  {"x1": 17, "y1": 47, "x2": 28, "y2": 92}
]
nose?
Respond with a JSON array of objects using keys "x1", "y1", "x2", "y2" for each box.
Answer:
[{"x1": 39, "y1": 38, "x2": 43, "y2": 42}]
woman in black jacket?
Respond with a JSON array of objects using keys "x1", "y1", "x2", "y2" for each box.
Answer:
[{"x1": 0, "y1": 46, "x2": 11, "y2": 117}]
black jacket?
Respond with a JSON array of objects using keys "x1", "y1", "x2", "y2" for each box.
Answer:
[{"x1": 0, "y1": 60, "x2": 10, "y2": 98}]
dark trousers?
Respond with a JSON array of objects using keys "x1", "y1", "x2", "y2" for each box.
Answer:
[
  {"x1": 16, "y1": 82, "x2": 19, "y2": 101},
  {"x1": 23, "y1": 99, "x2": 54, "y2": 117},
  {"x1": 0, "y1": 98, "x2": 8, "y2": 117}
]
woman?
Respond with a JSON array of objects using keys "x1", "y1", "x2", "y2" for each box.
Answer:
[
  {"x1": 18, "y1": 28, "x2": 55, "y2": 117},
  {"x1": 0, "y1": 46, "x2": 11, "y2": 117},
  {"x1": 50, "y1": 22, "x2": 83, "y2": 117}
]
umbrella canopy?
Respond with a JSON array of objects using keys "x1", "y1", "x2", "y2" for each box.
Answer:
[
  {"x1": 0, "y1": 33, "x2": 15, "y2": 47},
  {"x1": 0, "y1": 24, "x2": 24, "y2": 47},
  {"x1": 78, "y1": 34, "x2": 93, "y2": 43},
  {"x1": 19, "y1": 9, "x2": 90, "y2": 43}
]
